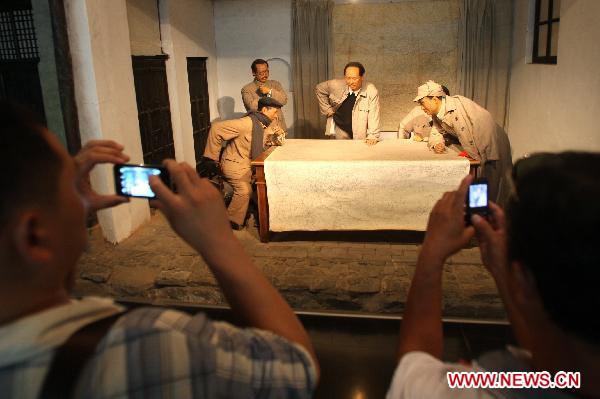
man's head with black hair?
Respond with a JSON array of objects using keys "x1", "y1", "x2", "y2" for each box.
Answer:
[
  {"x1": 343, "y1": 61, "x2": 365, "y2": 77},
  {"x1": 0, "y1": 100, "x2": 89, "y2": 320},
  {"x1": 251, "y1": 59, "x2": 268, "y2": 73},
  {"x1": 343, "y1": 62, "x2": 366, "y2": 92},
  {"x1": 0, "y1": 101, "x2": 62, "y2": 228},
  {"x1": 251, "y1": 59, "x2": 269, "y2": 83},
  {"x1": 506, "y1": 152, "x2": 600, "y2": 345}
]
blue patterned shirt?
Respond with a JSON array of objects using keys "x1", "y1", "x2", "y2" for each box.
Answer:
[{"x1": 0, "y1": 297, "x2": 317, "y2": 398}]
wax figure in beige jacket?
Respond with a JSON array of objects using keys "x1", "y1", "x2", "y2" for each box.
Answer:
[
  {"x1": 315, "y1": 62, "x2": 380, "y2": 145},
  {"x1": 242, "y1": 59, "x2": 288, "y2": 133},
  {"x1": 398, "y1": 107, "x2": 431, "y2": 140},
  {"x1": 415, "y1": 80, "x2": 512, "y2": 204},
  {"x1": 399, "y1": 86, "x2": 450, "y2": 140},
  {"x1": 204, "y1": 97, "x2": 284, "y2": 229}
]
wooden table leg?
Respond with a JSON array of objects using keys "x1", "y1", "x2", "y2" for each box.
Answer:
[
  {"x1": 251, "y1": 147, "x2": 276, "y2": 243},
  {"x1": 469, "y1": 160, "x2": 481, "y2": 177},
  {"x1": 469, "y1": 165, "x2": 477, "y2": 177},
  {"x1": 254, "y1": 165, "x2": 270, "y2": 243}
]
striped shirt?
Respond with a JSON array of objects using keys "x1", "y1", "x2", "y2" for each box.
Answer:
[{"x1": 0, "y1": 297, "x2": 317, "y2": 398}]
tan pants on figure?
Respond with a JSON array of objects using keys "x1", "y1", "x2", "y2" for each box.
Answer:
[{"x1": 221, "y1": 160, "x2": 252, "y2": 226}]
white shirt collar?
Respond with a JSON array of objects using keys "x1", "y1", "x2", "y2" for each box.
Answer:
[
  {"x1": 0, "y1": 297, "x2": 123, "y2": 367},
  {"x1": 348, "y1": 86, "x2": 361, "y2": 96},
  {"x1": 436, "y1": 97, "x2": 447, "y2": 119}
]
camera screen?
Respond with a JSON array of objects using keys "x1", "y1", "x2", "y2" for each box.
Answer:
[
  {"x1": 469, "y1": 183, "x2": 488, "y2": 208},
  {"x1": 118, "y1": 166, "x2": 162, "y2": 198}
]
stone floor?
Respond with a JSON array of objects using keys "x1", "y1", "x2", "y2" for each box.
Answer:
[{"x1": 74, "y1": 212, "x2": 506, "y2": 321}]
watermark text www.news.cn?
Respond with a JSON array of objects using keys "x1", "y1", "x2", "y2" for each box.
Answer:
[{"x1": 447, "y1": 371, "x2": 580, "y2": 389}]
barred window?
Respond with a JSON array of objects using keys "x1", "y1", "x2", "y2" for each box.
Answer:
[
  {"x1": 0, "y1": 1, "x2": 39, "y2": 62},
  {"x1": 532, "y1": 0, "x2": 560, "y2": 64}
]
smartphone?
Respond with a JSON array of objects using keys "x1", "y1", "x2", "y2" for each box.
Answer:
[
  {"x1": 465, "y1": 178, "x2": 489, "y2": 225},
  {"x1": 113, "y1": 164, "x2": 170, "y2": 198}
]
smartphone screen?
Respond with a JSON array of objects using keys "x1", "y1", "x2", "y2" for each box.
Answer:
[
  {"x1": 465, "y1": 178, "x2": 488, "y2": 225},
  {"x1": 469, "y1": 183, "x2": 488, "y2": 209},
  {"x1": 114, "y1": 164, "x2": 169, "y2": 198}
]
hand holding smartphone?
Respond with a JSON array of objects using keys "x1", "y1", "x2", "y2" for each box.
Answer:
[
  {"x1": 465, "y1": 178, "x2": 489, "y2": 225},
  {"x1": 114, "y1": 164, "x2": 171, "y2": 198}
]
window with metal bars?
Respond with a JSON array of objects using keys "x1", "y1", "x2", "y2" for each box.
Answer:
[
  {"x1": 0, "y1": 0, "x2": 39, "y2": 62},
  {"x1": 0, "y1": 0, "x2": 45, "y2": 123},
  {"x1": 533, "y1": 0, "x2": 560, "y2": 64}
]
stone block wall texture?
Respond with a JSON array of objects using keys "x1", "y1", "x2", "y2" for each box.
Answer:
[{"x1": 332, "y1": 1, "x2": 460, "y2": 131}]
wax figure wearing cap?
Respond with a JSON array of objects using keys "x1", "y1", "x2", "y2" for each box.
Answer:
[
  {"x1": 414, "y1": 80, "x2": 512, "y2": 204},
  {"x1": 398, "y1": 86, "x2": 450, "y2": 141},
  {"x1": 204, "y1": 97, "x2": 284, "y2": 229},
  {"x1": 315, "y1": 62, "x2": 381, "y2": 145},
  {"x1": 242, "y1": 59, "x2": 288, "y2": 133}
]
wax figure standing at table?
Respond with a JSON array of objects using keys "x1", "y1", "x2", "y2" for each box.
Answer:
[
  {"x1": 242, "y1": 59, "x2": 288, "y2": 133},
  {"x1": 414, "y1": 80, "x2": 512, "y2": 204},
  {"x1": 315, "y1": 61, "x2": 381, "y2": 145},
  {"x1": 399, "y1": 85, "x2": 450, "y2": 141},
  {"x1": 204, "y1": 97, "x2": 284, "y2": 230}
]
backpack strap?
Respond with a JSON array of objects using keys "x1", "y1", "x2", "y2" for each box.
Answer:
[{"x1": 39, "y1": 311, "x2": 125, "y2": 399}]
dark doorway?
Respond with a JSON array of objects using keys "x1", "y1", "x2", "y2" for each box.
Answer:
[
  {"x1": 0, "y1": 0, "x2": 46, "y2": 123},
  {"x1": 132, "y1": 55, "x2": 175, "y2": 165},
  {"x1": 186, "y1": 57, "x2": 211, "y2": 171}
]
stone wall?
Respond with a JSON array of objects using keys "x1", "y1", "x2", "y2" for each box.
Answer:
[
  {"x1": 332, "y1": 0, "x2": 460, "y2": 131},
  {"x1": 126, "y1": 0, "x2": 162, "y2": 56}
]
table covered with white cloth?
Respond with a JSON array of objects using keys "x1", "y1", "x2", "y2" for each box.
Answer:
[{"x1": 260, "y1": 139, "x2": 471, "y2": 232}]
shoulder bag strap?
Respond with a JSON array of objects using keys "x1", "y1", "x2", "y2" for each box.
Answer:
[{"x1": 39, "y1": 311, "x2": 125, "y2": 399}]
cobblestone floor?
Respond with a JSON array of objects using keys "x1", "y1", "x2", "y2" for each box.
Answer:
[{"x1": 74, "y1": 212, "x2": 506, "y2": 321}]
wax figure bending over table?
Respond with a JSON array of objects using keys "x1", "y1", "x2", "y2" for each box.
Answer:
[
  {"x1": 399, "y1": 85, "x2": 450, "y2": 141},
  {"x1": 388, "y1": 153, "x2": 600, "y2": 399},
  {"x1": 414, "y1": 80, "x2": 512, "y2": 204},
  {"x1": 241, "y1": 58, "x2": 288, "y2": 133},
  {"x1": 204, "y1": 97, "x2": 284, "y2": 229},
  {"x1": 0, "y1": 101, "x2": 318, "y2": 399},
  {"x1": 315, "y1": 61, "x2": 381, "y2": 145}
]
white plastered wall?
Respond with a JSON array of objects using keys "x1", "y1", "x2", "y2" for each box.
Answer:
[
  {"x1": 507, "y1": 0, "x2": 600, "y2": 159},
  {"x1": 64, "y1": 0, "x2": 149, "y2": 243},
  {"x1": 213, "y1": 0, "x2": 294, "y2": 135},
  {"x1": 127, "y1": 0, "x2": 218, "y2": 165},
  {"x1": 159, "y1": 0, "x2": 219, "y2": 165}
]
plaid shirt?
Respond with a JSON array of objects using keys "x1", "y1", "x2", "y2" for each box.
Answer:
[{"x1": 0, "y1": 297, "x2": 317, "y2": 398}]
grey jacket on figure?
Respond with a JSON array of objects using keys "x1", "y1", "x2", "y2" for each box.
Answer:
[
  {"x1": 315, "y1": 79, "x2": 381, "y2": 140},
  {"x1": 428, "y1": 95, "x2": 512, "y2": 205},
  {"x1": 428, "y1": 95, "x2": 507, "y2": 164}
]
